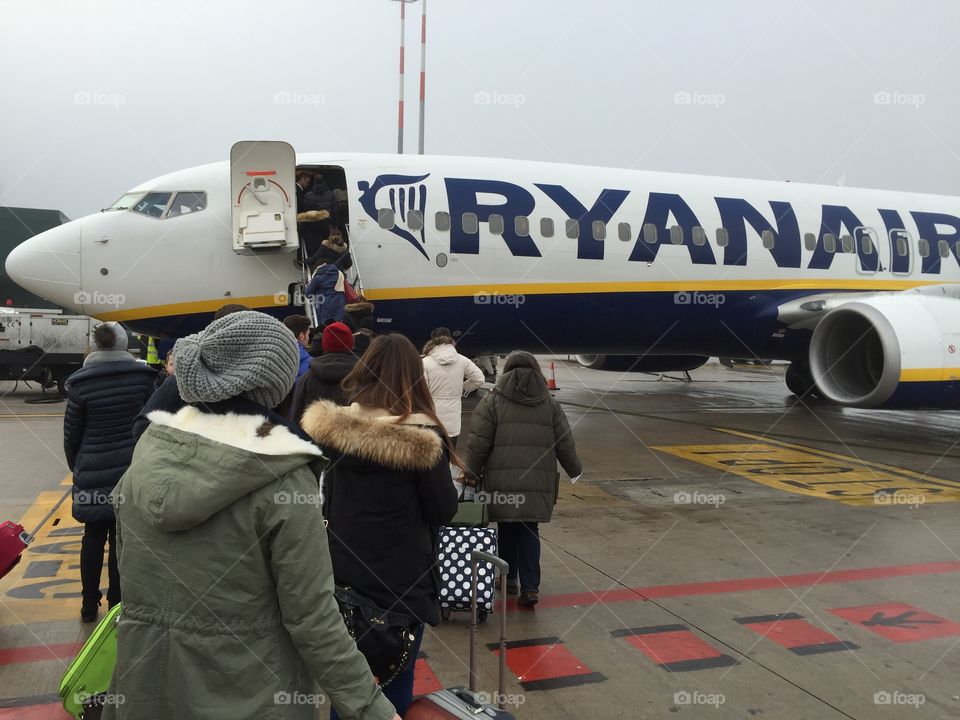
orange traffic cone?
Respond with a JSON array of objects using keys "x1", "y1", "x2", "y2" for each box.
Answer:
[{"x1": 547, "y1": 362, "x2": 559, "y2": 391}]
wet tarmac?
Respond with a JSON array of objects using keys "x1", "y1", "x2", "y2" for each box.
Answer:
[{"x1": 1, "y1": 359, "x2": 958, "y2": 719}]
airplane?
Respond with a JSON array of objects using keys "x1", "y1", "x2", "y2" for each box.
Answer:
[{"x1": 6, "y1": 141, "x2": 960, "y2": 409}]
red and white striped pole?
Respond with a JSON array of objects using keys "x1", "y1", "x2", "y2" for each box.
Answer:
[
  {"x1": 397, "y1": 0, "x2": 406, "y2": 154},
  {"x1": 417, "y1": 0, "x2": 426, "y2": 155}
]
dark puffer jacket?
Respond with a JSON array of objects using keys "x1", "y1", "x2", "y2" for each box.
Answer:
[
  {"x1": 461, "y1": 367, "x2": 581, "y2": 523},
  {"x1": 63, "y1": 360, "x2": 156, "y2": 522},
  {"x1": 289, "y1": 351, "x2": 359, "y2": 422},
  {"x1": 302, "y1": 401, "x2": 458, "y2": 625}
]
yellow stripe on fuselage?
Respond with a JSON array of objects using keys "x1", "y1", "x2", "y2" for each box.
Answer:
[
  {"x1": 362, "y1": 278, "x2": 951, "y2": 301},
  {"x1": 899, "y1": 368, "x2": 960, "y2": 382},
  {"x1": 92, "y1": 279, "x2": 956, "y2": 321}
]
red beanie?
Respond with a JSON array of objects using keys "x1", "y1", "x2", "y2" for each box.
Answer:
[{"x1": 322, "y1": 322, "x2": 354, "y2": 353}]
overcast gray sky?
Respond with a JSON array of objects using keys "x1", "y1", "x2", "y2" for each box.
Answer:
[{"x1": 1, "y1": 0, "x2": 959, "y2": 220}]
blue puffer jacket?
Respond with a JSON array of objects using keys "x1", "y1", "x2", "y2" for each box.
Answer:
[
  {"x1": 63, "y1": 360, "x2": 156, "y2": 523},
  {"x1": 306, "y1": 263, "x2": 345, "y2": 324}
]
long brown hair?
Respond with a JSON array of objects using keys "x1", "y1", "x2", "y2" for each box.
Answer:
[{"x1": 342, "y1": 333, "x2": 462, "y2": 467}]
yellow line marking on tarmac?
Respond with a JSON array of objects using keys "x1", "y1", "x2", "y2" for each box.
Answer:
[
  {"x1": 653, "y1": 430, "x2": 960, "y2": 506},
  {"x1": 1, "y1": 476, "x2": 85, "y2": 624}
]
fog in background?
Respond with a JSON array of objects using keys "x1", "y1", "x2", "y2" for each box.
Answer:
[{"x1": 1, "y1": 0, "x2": 959, "y2": 220}]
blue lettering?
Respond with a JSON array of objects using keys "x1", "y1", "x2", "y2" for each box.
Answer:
[
  {"x1": 444, "y1": 178, "x2": 540, "y2": 257},
  {"x1": 714, "y1": 198, "x2": 801, "y2": 268},
  {"x1": 807, "y1": 205, "x2": 877, "y2": 271},
  {"x1": 628, "y1": 192, "x2": 715, "y2": 265},
  {"x1": 878, "y1": 209, "x2": 911, "y2": 274},
  {"x1": 534, "y1": 184, "x2": 630, "y2": 260}
]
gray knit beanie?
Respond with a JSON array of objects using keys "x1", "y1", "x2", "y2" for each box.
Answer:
[
  {"x1": 173, "y1": 311, "x2": 299, "y2": 408},
  {"x1": 94, "y1": 321, "x2": 128, "y2": 351}
]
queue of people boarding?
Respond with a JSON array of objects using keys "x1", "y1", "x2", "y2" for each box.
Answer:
[{"x1": 62, "y1": 305, "x2": 581, "y2": 719}]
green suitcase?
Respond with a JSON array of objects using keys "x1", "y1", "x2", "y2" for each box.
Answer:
[{"x1": 59, "y1": 603, "x2": 121, "y2": 719}]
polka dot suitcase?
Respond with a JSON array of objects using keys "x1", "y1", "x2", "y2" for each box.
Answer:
[{"x1": 437, "y1": 526, "x2": 497, "y2": 620}]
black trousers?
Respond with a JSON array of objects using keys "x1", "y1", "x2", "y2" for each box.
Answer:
[{"x1": 80, "y1": 520, "x2": 120, "y2": 607}]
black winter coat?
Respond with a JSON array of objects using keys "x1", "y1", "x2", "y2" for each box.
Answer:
[
  {"x1": 302, "y1": 401, "x2": 458, "y2": 625},
  {"x1": 132, "y1": 375, "x2": 184, "y2": 441},
  {"x1": 289, "y1": 352, "x2": 358, "y2": 422},
  {"x1": 64, "y1": 360, "x2": 156, "y2": 522},
  {"x1": 461, "y1": 367, "x2": 582, "y2": 523}
]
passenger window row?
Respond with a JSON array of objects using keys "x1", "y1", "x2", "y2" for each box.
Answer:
[{"x1": 375, "y1": 209, "x2": 958, "y2": 259}]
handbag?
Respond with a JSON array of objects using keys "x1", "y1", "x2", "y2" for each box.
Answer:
[
  {"x1": 449, "y1": 473, "x2": 489, "y2": 527},
  {"x1": 334, "y1": 586, "x2": 420, "y2": 687}
]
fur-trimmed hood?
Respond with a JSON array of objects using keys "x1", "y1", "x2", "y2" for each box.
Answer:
[
  {"x1": 301, "y1": 400, "x2": 443, "y2": 471},
  {"x1": 132, "y1": 405, "x2": 324, "y2": 532},
  {"x1": 344, "y1": 301, "x2": 374, "y2": 315}
]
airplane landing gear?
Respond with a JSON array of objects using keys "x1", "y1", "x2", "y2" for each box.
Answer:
[{"x1": 785, "y1": 362, "x2": 820, "y2": 399}]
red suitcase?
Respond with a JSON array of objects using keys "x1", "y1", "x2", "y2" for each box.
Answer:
[
  {"x1": 407, "y1": 550, "x2": 516, "y2": 719},
  {"x1": 0, "y1": 488, "x2": 72, "y2": 580}
]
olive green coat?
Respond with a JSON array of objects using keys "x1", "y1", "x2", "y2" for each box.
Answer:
[
  {"x1": 103, "y1": 404, "x2": 395, "y2": 720},
  {"x1": 461, "y1": 368, "x2": 582, "y2": 522}
]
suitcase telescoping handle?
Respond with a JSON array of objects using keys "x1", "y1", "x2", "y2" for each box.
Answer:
[
  {"x1": 470, "y1": 549, "x2": 509, "y2": 709},
  {"x1": 19, "y1": 487, "x2": 73, "y2": 545}
]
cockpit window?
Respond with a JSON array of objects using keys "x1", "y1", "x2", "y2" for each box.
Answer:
[
  {"x1": 132, "y1": 192, "x2": 173, "y2": 218},
  {"x1": 166, "y1": 191, "x2": 207, "y2": 217},
  {"x1": 107, "y1": 192, "x2": 144, "y2": 211}
]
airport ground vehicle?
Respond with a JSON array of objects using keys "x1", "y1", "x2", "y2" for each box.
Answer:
[{"x1": 0, "y1": 308, "x2": 93, "y2": 394}]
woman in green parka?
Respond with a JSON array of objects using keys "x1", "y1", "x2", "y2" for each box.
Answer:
[
  {"x1": 104, "y1": 311, "x2": 400, "y2": 720},
  {"x1": 461, "y1": 351, "x2": 582, "y2": 608}
]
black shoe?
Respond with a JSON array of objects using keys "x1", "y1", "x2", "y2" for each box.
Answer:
[
  {"x1": 81, "y1": 603, "x2": 99, "y2": 623},
  {"x1": 517, "y1": 591, "x2": 539, "y2": 608},
  {"x1": 505, "y1": 581, "x2": 519, "y2": 596}
]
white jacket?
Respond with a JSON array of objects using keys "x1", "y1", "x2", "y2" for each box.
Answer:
[{"x1": 422, "y1": 344, "x2": 485, "y2": 437}]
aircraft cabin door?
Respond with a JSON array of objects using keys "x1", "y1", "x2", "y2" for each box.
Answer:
[{"x1": 230, "y1": 141, "x2": 298, "y2": 253}]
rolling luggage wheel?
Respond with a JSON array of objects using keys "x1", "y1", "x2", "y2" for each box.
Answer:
[
  {"x1": 477, "y1": 609, "x2": 488, "y2": 623},
  {"x1": 440, "y1": 607, "x2": 451, "y2": 621}
]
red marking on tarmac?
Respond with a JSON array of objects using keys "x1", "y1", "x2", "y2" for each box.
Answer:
[
  {"x1": 512, "y1": 561, "x2": 960, "y2": 611},
  {"x1": 488, "y1": 637, "x2": 605, "y2": 690},
  {"x1": 0, "y1": 703, "x2": 70, "y2": 719},
  {"x1": 735, "y1": 613, "x2": 858, "y2": 655},
  {"x1": 613, "y1": 626, "x2": 737, "y2": 671},
  {"x1": 0, "y1": 642, "x2": 82, "y2": 666},
  {"x1": 829, "y1": 602, "x2": 960, "y2": 643},
  {"x1": 413, "y1": 657, "x2": 442, "y2": 695}
]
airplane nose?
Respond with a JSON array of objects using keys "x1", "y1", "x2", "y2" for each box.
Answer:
[{"x1": 5, "y1": 219, "x2": 82, "y2": 309}]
